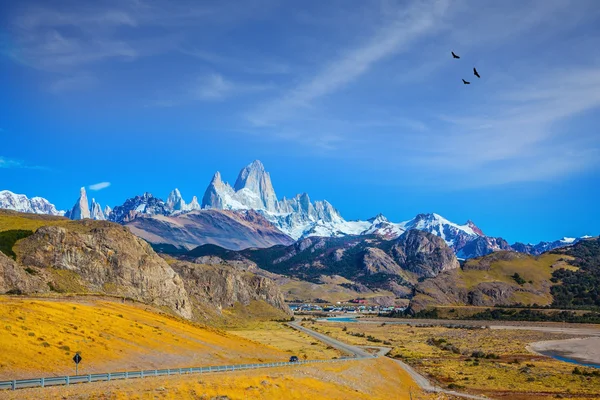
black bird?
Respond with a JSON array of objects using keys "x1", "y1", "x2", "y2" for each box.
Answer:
[
  {"x1": 473, "y1": 67, "x2": 481, "y2": 78},
  {"x1": 452, "y1": 51, "x2": 460, "y2": 59},
  {"x1": 462, "y1": 79, "x2": 470, "y2": 85}
]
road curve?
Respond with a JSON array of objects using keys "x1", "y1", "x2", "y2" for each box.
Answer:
[
  {"x1": 288, "y1": 321, "x2": 373, "y2": 358},
  {"x1": 289, "y1": 321, "x2": 491, "y2": 400}
]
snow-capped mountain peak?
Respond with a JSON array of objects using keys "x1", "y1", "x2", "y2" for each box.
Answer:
[
  {"x1": 0, "y1": 190, "x2": 65, "y2": 216},
  {"x1": 66, "y1": 187, "x2": 91, "y2": 220},
  {"x1": 167, "y1": 188, "x2": 186, "y2": 211},
  {"x1": 90, "y1": 198, "x2": 105, "y2": 220}
]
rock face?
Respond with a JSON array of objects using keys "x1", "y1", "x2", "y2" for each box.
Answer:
[
  {"x1": 0, "y1": 251, "x2": 45, "y2": 294},
  {"x1": 172, "y1": 261, "x2": 291, "y2": 319},
  {"x1": 187, "y1": 229, "x2": 460, "y2": 295},
  {"x1": 392, "y1": 230, "x2": 460, "y2": 277},
  {"x1": 66, "y1": 187, "x2": 91, "y2": 220},
  {"x1": 233, "y1": 160, "x2": 278, "y2": 212},
  {"x1": 15, "y1": 222, "x2": 193, "y2": 319},
  {"x1": 109, "y1": 192, "x2": 171, "y2": 224},
  {"x1": 0, "y1": 190, "x2": 65, "y2": 216},
  {"x1": 167, "y1": 189, "x2": 186, "y2": 211},
  {"x1": 90, "y1": 198, "x2": 105, "y2": 220},
  {"x1": 188, "y1": 196, "x2": 201, "y2": 211},
  {"x1": 104, "y1": 205, "x2": 112, "y2": 219}
]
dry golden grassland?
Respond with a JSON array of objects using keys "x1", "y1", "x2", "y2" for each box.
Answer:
[
  {"x1": 306, "y1": 321, "x2": 600, "y2": 399},
  {"x1": 227, "y1": 321, "x2": 343, "y2": 360},
  {"x1": 0, "y1": 296, "x2": 289, "y2": 380},
  {"x1": 1, "y1": 358, "x2": 447, "y2": 400}
]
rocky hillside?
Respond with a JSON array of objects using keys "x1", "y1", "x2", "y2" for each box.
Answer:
[
  {"x1": 125, "y1": 209, "x2": 295, "y2": 251},
  {"x1": 171, "y1": 261, "x2": 290, "y2": 321},
  {"x1": 409, "y1": 251, "x2": 576, "y2": 312},
  {"x1": 185, "y1": 229, "x2": 459, "y2": 297},
  {"x1": 0, "y1": 211, "x2": 291, "y2": 323}
]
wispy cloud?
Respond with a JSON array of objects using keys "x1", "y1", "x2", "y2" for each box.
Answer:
[
  {"x1": 0, "y1": 156, "x2": 46, "y2": 170},
  {"x1": 193, "y1": 73, "x2": 272, "y2": 101},
  {"x1": 49, "y1": 74, "x2": 98, "y2": 93},
  {"x1": 180, "y1": 48, "x2": 291, "y2": 75},
  {"x1": 247, "y1": 0, "x2": 451, "y2": 126},
  {"x1": 88, "y1": 182, "x2": 111, "y2": 191}
]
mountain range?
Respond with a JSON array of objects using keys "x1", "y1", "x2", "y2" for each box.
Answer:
[{"x1": 0, "y1": 160, "x2": 592, "y2": 258}]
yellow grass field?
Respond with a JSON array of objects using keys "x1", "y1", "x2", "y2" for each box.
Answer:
[
  {"x1": 0, "y1": 296, "x2": 289, "y2": 380},
  {"x1": 228, "y1": 322, "x2": 343, "y2": 360},
  {"x1": 0, "y1": 358, "x2": 443, "y2": 400},
  {"x1": 306, "y1": 321, "x2": 600, "y2": 399}
]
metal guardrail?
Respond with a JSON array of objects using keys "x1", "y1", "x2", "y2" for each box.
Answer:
[{"x1": 0, "y1": 357, "x2": 356, "y2": 391}]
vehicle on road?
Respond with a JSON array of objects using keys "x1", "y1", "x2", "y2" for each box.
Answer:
[{"x1": 289, "y1": 356, "x2": 299, "y2": 362}]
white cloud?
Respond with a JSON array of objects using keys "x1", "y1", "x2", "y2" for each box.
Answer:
[
  {"x1": 247, "y1": 0, "x2": 451, "y2": 126},
  {"x1": 88, "y1": 182, "x2": 111, "y2": 191},
  {"x1": 0, "y1": 156, "x2": 46, "y2": 170},
  {"x1": 193, "y1": 73, "x2": 272, "y2": 101},
  {"x1": 0, "y1": 157, "x2": 24, "y2": 169},
  {"x1": 194, "y1": 74, "x2": 234, "y2": 101}
]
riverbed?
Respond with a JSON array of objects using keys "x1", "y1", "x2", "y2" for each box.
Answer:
[{"x1": 529, "y1": 337, "x2": 600, "y2": 368}]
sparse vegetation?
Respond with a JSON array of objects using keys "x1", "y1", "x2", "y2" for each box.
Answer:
[{"x1": 306, "y1": 320, "x2": 600, "y2": 398}]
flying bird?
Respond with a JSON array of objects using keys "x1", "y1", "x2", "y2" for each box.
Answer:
[
  {"x1": 462, "y1": 79, "x2": 470, "y2": 85},
  {"x1": 474, "y1": 67, "x2": 481, "y2": 78},
  {"x1": 452, "y1": 51, "x2": 460, "y2": 59}
]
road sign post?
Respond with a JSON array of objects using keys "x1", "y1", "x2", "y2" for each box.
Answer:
[{"x1": 73, "y1": 353, "x2": 82, "y2": 375}]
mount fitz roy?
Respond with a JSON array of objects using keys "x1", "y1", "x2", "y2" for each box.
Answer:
[{"x1": 0, "y1": 160, "x2": 591, "y2": 258}]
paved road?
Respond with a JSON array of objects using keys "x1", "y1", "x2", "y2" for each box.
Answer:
[
  {"x1": 289, "y1": 321, "x2": 491, "y2": 400},
  {"x1": 288, "y1": 321, "x2": 373, "y2": 358}
]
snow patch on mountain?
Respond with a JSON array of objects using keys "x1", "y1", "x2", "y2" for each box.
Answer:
[{"x1": 0, "y1": 190, "x2": 65, "y2": 216}]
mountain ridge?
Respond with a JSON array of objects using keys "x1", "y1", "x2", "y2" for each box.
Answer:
[{"x1": 0, "y1": 160, "x2": 592, "y2": 258}]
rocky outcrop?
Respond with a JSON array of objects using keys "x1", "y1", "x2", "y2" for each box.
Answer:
[
  {"x1": 392, "y1": 230, "x2": 460, "y2": 277},
  {"x1": 457, "y1": 236, "x2": 512, "y2": 259},
  {"x1": 166, "y1": 189, "x2": 186, "y2": 211},
  {"x1": 109, "y1": 192, "x2": 172, "y2": 224},
  {"x1": 171, "y1": 261, "x2": 291, "y2": 318},
  {"x1": 90, "y1": 198, "x2": 105, "y2": 220},
  {"x1": 0, "y1": 251, "x2": 45, "y2": 294},
  {"x1": 188, "y1": 196, "x2": 201, "y2": 211},
  {"x1": 66, "y1": 187, "x2": 91, "y2": 220},
  {"x1": 233, "y1": 160, "x2": 278, "y2": 212},
  {"x1": 361, "y1": 248, "x2": 405, "y2": 276},
  {"x1": 14, "y1": 222, "x2": 192, "y2": 319}
]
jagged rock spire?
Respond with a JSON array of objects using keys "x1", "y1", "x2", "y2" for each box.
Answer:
[{"x1": 67, "y1": 187, "x2": 91, "y2": 220}]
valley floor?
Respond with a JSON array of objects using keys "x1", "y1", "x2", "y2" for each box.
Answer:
[{"x1": 305, "y1": 319, "x2": 600, "y2": 399}]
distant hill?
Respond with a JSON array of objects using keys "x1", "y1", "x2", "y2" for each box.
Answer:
[
  {"x1": 185, "y1": 230, "x2": 460, "y2": 297},
  {"x1": 409, "y1": 237, "x2": 600, "y2": 312},
  {"x1": 550, "y1": 237, "x2": 600, "y2": 308}
]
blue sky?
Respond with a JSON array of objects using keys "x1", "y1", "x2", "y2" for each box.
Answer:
[{"x1": 1, "y1": 0, "x2": 599, "y2": 244}]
